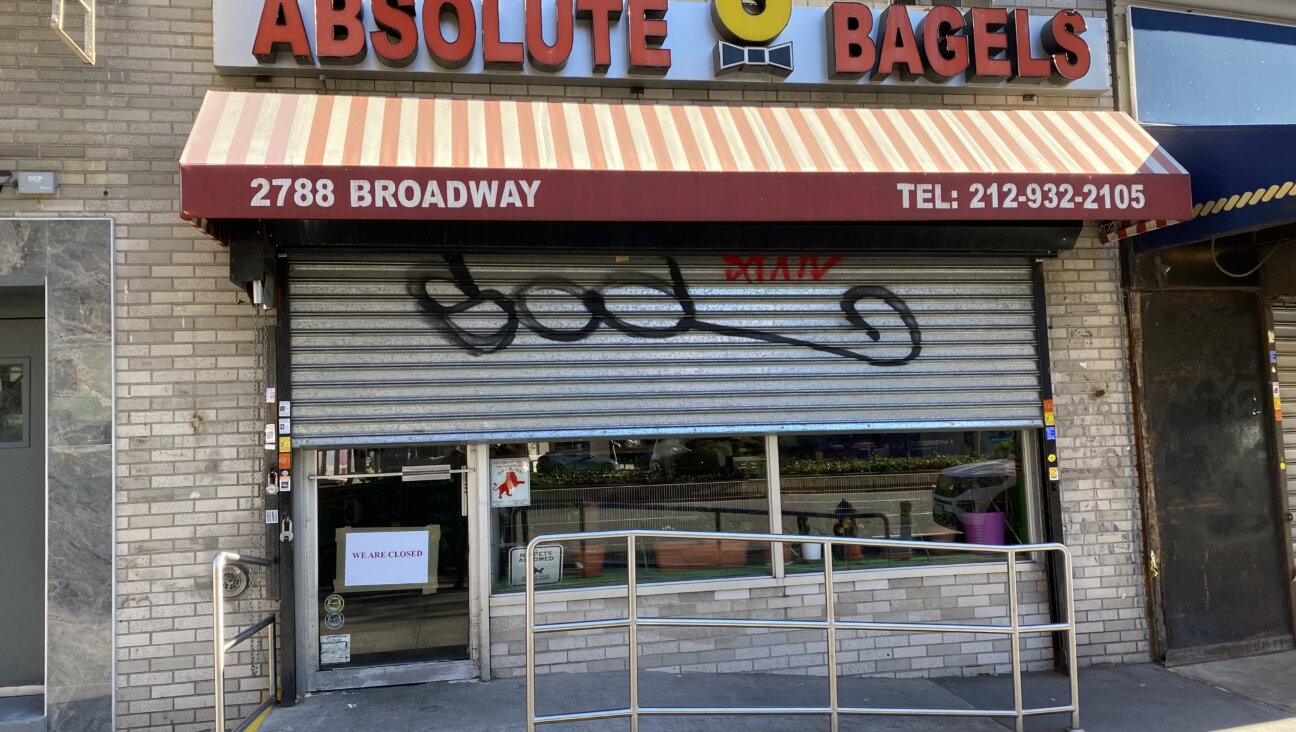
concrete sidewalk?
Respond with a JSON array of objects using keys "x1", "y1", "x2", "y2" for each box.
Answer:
[{"x1": 258, "y1": 659, "x2": 1296, "y2": 731}]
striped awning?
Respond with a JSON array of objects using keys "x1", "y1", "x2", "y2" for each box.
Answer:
[{"x1": 180, "y1": 90, "x2": 1192, "y2": 223}]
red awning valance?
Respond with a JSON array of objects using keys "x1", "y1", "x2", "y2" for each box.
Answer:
[{"x1": 180, "y1": 91, "x2": 1191, "y2": 223}]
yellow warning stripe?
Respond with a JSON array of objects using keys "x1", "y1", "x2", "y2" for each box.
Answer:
[{"x1": 1194, "y1": 180, "x2": 1296, "y2": 219}]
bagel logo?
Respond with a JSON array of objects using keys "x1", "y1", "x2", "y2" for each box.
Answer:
[{"x1": 711, "y1": 0, "x2": 794, "y2": 76}]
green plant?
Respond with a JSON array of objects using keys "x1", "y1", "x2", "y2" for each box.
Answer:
[{"x1": 780, "y1": 455, "x2": 986, "y2": 477}]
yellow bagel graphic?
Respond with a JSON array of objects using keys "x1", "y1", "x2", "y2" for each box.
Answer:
[{"x1": 711, "y1": 0, "x2": 792, "y2": 44}]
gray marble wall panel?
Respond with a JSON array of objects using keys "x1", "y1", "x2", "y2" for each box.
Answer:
[{"x1": 0, "y1": 218, "x2": 115, "y2": 732}]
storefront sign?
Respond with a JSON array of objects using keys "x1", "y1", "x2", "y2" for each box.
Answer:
[
  {"x1": 334, "y1": 526, "x2": 441, "y2": 592},
  {"x1": 508, "y1": 545, "x2": 563, "y2": 586},
  {"x1": 215, "y1": 0, "x2": 1108, "y2": 94},
  {"x1": 490, "y1": 458, "x2": 531, "y2": 508}
]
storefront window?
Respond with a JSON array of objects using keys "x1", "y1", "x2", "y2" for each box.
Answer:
[
  {"x1": 490, "y1": 430, "x2": 1037, "y2": 594},
  {"x1": 778, "y1": 431, "x2": 1029, "y2": 572},
  {"x1": 491, "y1": 437, "x2": 769, "y2": 592},
  {"x1": 0, "y1": 361, "x2": 26, "y2": 446}
]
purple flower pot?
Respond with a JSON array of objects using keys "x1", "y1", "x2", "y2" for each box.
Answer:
[{"x1": 962, "y1": 511, "x2": 1005, "y2": 545}]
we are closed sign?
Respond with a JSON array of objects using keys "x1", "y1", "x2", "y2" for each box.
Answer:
[{"x1": 336, "y1": 527, "x2": 440, "y2": 592}]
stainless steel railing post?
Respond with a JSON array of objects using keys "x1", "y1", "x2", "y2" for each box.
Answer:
[
  {"x1": 1007, "y1": 548, "x2": 1023, "y2": 732},
  {"x1": 211, "y1": 552, "x2": 278, "y2": 732},
  {"x1": 1064, "y1": 547, "x2": 1081, "y2": 731},
  {"x1": 212, "y1": 552, "x2": 232, "y2": 732},
  {"x1": 627, "y1": 535, "x2": 640, "y2": 732},
  {"x1": 269, "y1": 616, "x2": 277, "y2": 704},
  {"x1": 823, "y1": 539, "x2": 839, "y2": 732},
  {"x1": 526, "y1": 542, "x2": 537, "y2": 732}
]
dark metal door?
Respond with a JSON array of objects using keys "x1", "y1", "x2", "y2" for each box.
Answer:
[
  {"x1": 0, "y1": 315, "x2": 45, "y2": 689},
  {"x1": 1138, "y1": 290, "x2": 1294, "y2": 664}
]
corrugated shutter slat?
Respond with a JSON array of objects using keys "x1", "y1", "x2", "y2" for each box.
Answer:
[
  {"x1": 289, "y1": 254, "x2": 1043, "y2": 445},
  {"x1": 1272, "y1": 306, "x2": 1296, "y2": 562}
]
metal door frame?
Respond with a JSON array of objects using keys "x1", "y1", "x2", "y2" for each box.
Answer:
[
  {"x1": 294, "y1": 445, "x2": 487, "y2": 692},
  {"x1": 1263, "y1": 302, "x2": 1296, "y2": 640}
]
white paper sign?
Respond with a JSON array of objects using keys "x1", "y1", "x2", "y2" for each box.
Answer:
[
  {"x1": 344, "y1": 530, "x2": 430, "y2": 587},
  {"x1": 509, "y1": 545, "x2": 563, "y2": 587},
  {"x1": 490, "y1": 458, "x2": 531, "y2": 508},
  {"x1": 320, "y1": 634, "x2": 350, "y2": 665}
]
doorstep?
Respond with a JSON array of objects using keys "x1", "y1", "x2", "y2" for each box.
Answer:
[{"x1": 0, "y1": 696, "x2": 43, "y2": 732}]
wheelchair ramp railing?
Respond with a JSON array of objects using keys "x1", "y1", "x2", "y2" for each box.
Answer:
[
  {"x1": 211, "y1": 552, "x2": 278, "y2": 732},
  {"x1": 524, "y1": 530, "x2": 1080, "y2": 732}
]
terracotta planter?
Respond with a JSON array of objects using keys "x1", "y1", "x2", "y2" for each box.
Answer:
[
  {"x1": 880, "y1": 545, "x2": 911, "y2": 560},
  {"x1": 759, "y1": 542, "x2": 795, "y2": 563},
  {"x1": 574, "y1": 543, "x2": 605, "y2": 578},
  {"x1": 654, "y1": 539, "x2": 749, "y2": 571},
  {"x1": 925, "y1": 526, "x2": 962, "y2": 555}
]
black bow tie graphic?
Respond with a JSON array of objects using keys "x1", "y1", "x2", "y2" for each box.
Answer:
[{"x1": 714, "y1": 41, "x2": 794, "y2": 76}]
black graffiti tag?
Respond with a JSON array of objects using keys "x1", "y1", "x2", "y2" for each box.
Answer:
[{"x1": 410, "y1": 255, "x2": 922, "y2": 365}]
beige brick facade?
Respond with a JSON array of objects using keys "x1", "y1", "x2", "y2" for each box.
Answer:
[{"x1": 0, "y1": 0, "x2": 1145, "y2": 728}]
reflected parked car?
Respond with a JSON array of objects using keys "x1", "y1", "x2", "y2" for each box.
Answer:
[{"x1": 537, "y1": 450, "x2": 618, "y2": 474}]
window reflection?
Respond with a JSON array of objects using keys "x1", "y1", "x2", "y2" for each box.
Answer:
[
  {"x1": 0, "y1": 363, "x2": 25, "y2": 444},
  {"x1": 492, "y1": 437, "x2": 769, "y2": 592},
  {"x1": 778, "y1": 431, "x2": 1026, "y2": 571},
  {"x1": 490, "y1": 430, "x2": 1034, "y2": 594}
]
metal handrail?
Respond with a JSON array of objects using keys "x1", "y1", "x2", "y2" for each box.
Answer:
[
  {"x1": 212, "y1": 552, "x2": 278, "y2": 732},
  {"x1": 525, "y1": 530, "x2": 1081, "y2": 732}
]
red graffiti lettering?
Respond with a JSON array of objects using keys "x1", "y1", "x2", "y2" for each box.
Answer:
[{"x1": 724, "y1": 256, "x2": 842, "y2": 282}]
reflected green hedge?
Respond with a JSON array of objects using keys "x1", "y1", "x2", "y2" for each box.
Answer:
[{"x1": 529, "y1": 455, "x2": 989, "y2": 489}]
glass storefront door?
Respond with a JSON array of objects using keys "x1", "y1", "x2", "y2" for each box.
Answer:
[{"x1": 301, "y1": 445, "x2": 478, "y2": 691}]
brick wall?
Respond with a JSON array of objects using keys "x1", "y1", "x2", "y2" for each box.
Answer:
[
  {"x1": 0, "y1": 0, "x2": 1143, "y2": 728},
  {"x1": 1042, "y1": 229, "x2": 1150, "y2": 664}
]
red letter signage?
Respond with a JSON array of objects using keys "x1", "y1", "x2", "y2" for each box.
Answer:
[
  {"x1": 424, "y1": 0, "x2": 477, "y2": 68},
  {"x1": 317, "y1": 0, "x2": 369, "y2": 64},
  {"x1": 483, "y1": 0, "x2": 525, "y2": 68},
  {"x1": 966, "y1": 7, "x2": 1011, "y2": 81},
  {"x1": 1044, "y1": 10, "x2": 1091, "y2": 82},
  {"x1": 252, "y1": 0, "x2": 313, "y2": 63},
  {"x1": 576, "y1": 0, "x2": 623, "y2": 73},
  {"x1": 874, "y1": 4, "x2": 922, "y2": 80},
  {"x1": 232, "y1": 1, "x2": 1102, "y2": 94},
  {"x1": 628, "y1": 0, "x2": 670, "y2": 73},
  {"x1": 526, "y1": 0, "x2": 575, "y2": 71},
  {"x1": 371, "y1": 0, "x2": 419, "y2": 67},
  {"x1": 917, "y1": 5, "x2": 967, "y2": 82},
  {"x1": 1009, "y1": 9, "x2": 1051, "y2": 81},
  {"x1": 827, "y1": 2, "x2": 875, "y2": 79}
]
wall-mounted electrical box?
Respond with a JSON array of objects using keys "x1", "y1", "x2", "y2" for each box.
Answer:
[{"x1": 17, "y1": 172, "x2": 57, "y2": 196}]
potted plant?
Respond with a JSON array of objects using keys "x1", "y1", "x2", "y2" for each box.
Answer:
[
  {"x1": 792, "y1": 514, "x2": 823, "y2": 563},
  {"x1": 832, "y1": 500, "x2": 864, "y2": 561}
]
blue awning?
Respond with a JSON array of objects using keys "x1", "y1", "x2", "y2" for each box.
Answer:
[{"x1": 1133, "y1": 125, "x2": 1296, "y2": 252}]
